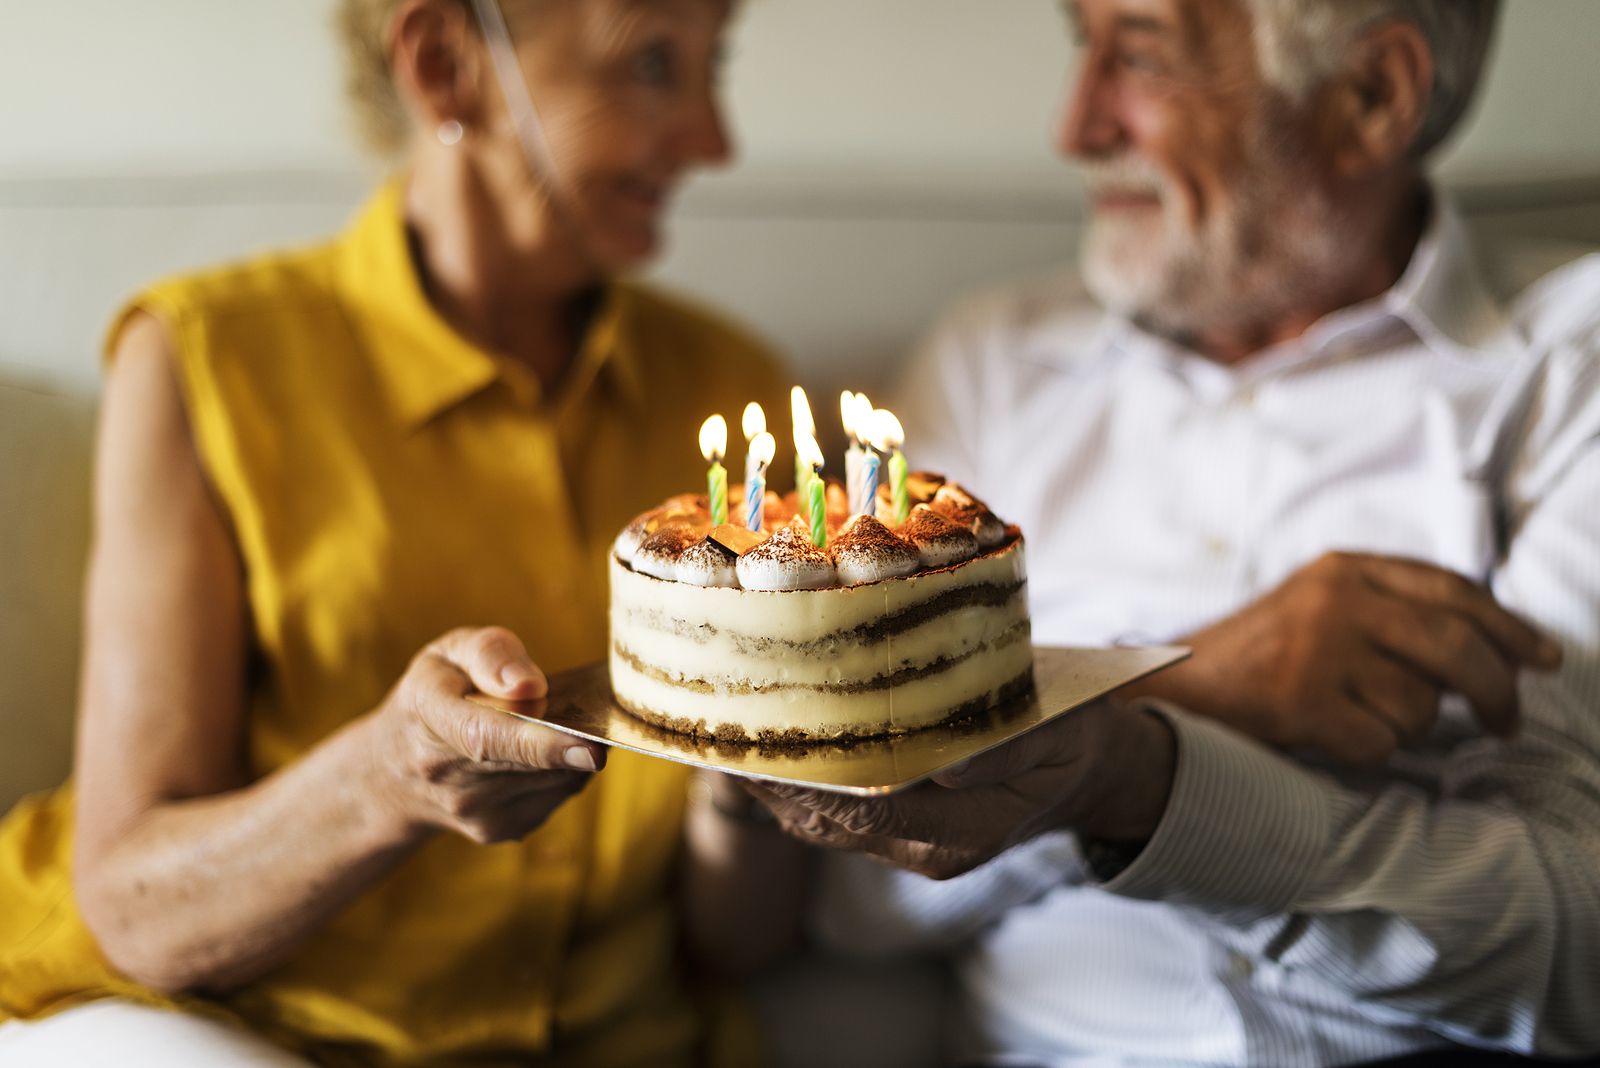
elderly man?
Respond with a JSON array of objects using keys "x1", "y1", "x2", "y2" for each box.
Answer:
[{"x1": 746, "y1": 0, "x2": 1600, "y2": 1064}]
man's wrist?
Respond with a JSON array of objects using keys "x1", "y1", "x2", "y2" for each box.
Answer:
[{"x1": 1062, "y1": 701, "x2": 1177, "y2": 846}]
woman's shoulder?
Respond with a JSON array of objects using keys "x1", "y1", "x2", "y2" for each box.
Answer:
[{"x1": 127, "y1": 238, "x2": 346, "y2": 336}]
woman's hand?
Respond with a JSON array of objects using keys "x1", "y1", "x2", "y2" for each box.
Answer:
[{"x1": 370, "y1": 626, "x2": 607, "y2": 845}]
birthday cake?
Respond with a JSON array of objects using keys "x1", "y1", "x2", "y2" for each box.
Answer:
[{"x1": 609, "y1": 438, "x2": 1032, "y2": 744}]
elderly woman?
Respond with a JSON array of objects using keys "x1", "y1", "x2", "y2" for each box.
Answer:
[{"x1": 0, "y1": 0, "x2": 799, "y2": 1064}]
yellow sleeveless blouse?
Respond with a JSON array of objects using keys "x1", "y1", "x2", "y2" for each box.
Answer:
[{"x1": 0, "y1": 182, "x2": 789, "y2": 1066}]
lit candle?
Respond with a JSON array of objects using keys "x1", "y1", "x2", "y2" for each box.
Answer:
[
  {"x1": 860, "y1": 443, "x2": 882, "y2": 520},
  {"x1": 790, "y1": 386, "x2": 816, "y2": 518},
  {"x1": 699, "y1": 414, "x2": 729, "y2": 526},
  {"x1": 745, "y1": 431, "x2": 776, "y2": 532},
  {"x1": 841, "y1": 391, "x2": 863, "y2": 514},
  {"x1": 852, "y1": 392, "x2": 877, "y2": 515},
  {"x1": 741, "y1": 402, "x2": 767, "y2": 492},
  {"x1": 870, "y1": 408, "x2": 909, "y2": 524},
  {"x1": 798, "y1": 433, "x2": 827, "y2": 547}
]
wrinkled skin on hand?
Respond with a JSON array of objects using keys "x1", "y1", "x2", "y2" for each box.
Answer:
[
  {"x1": 744, "y1": 701, "x2": 1175, "y2": 880},
  {"x1": 371, "y1": 626, "x2": 607, "y2": 844},
  {"x1": 1127, "y1": 552, "x2": 1563, "y2": 766}
]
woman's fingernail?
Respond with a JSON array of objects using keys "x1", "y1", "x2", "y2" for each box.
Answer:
[
  {"x1": 564, "y1": 746, "x2": 598, "y2": 772},
  {"x1": 500, "y1": 664, "x2": 532, "y2": 690}
]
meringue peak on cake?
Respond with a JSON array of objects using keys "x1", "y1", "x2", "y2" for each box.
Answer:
[
  {"x1": 831, "y1": 514, "x2": 920, "y2": 586},
  {"x1": 931, "y1": 484, "x2": 1008, "y2": 547},
  {"x1": 614, "y1": 498, "x2": 710, "y2": 563},
  {"x1": 633, "y1": 525, "x2": 706, "y2": 581},
  {"x1": 735, "y1": 520, "x2": 836, "y2": 592},
  {"x1": 677, "y1": 538, "x2": 739, "y2": 588},
  {"x1": 900, "y1": 504, "x2": 980, "y2": 568}
]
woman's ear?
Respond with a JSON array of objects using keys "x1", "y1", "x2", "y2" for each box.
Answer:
[
  {"x1": 1316, "y1": 18, "x2": 1434, "y2": 180},
  {"x1": 389, "y1": 0, "x2": 486, "y2": 136}
]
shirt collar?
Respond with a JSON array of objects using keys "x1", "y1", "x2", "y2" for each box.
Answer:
[
  {"x1": 335, "y1": 178, "x2": 645, "y2": 430},
  {"x1": 1375, "y1": 195, "x2": 1519, "y2": 363}
]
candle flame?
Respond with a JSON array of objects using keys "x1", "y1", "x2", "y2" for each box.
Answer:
[
  {"x1": 741, "y1": 402, "x2": 766, "y2": 441},
  {"x1": 841, "y1": 391, "x2": 874, "y2": 442},
  {"x1": 797, "y1": 431, "x2": 825, "y2": 471},
  {"x1": 750, "y1": 431, "x2": 777, "y2": 468},
  {"x1": 790, "y1": 385, "x2": 815, "y2": 440},
  {"x1": 699, "y1": 414, "x2": 728, "y2": 462},
  {"x1": 869, "y1": 408, "x2": 904, "y2": 452}
]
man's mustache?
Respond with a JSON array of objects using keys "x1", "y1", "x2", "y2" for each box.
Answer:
[{"x1": 1079, "y1": 155, "x2": 1169, "y2": 201}]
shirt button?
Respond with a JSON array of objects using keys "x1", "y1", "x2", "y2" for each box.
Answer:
[
  {"x1": 1204, "y1": 537, "x2": 1232, "y2": 560},
  {"x1": 1227, "y1": 951, "x2": 1254, "y2": 981}
]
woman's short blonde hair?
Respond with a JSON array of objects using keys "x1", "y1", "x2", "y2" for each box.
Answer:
[
  {"x1": 336, "y1": 0, "x2": 547, "y2": 156},
  {"x1": 337, "y1": 0, "x2": 422, "y2": 156},
  {"x1": 336, "y1": 0, "x2": 416, "y2": 156}
]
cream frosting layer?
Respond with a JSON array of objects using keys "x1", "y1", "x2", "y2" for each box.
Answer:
[
  {"x1": 613, "y1": 597, "x2": 1028, "y2": 689},
  {"x1": 613, "y1": 539, "x2": 1025, "y2": 645},
  {"x1": 609, "y1": 629, "x2": 1032, "y2": 739}
]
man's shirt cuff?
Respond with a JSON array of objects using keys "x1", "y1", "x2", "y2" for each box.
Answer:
[{"x1": 1096, "y1": 703, "x2": 1333, "y2": 924}]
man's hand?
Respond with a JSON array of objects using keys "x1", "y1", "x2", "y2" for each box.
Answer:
[
  {"x1": 744, "y1": 702, "x2": 1175, "y2": 880},
  {"x1": 1126, "y1": 552, "x2": 1563, "y2": 766}
]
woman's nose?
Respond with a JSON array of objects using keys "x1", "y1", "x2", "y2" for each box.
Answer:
[{"x1": 683, "y1": 91, "x2": 735, "y2": 167}]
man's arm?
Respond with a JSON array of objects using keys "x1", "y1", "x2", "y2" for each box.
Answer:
[
  {"x1": 1096, "y1": 376, "x2": 1600, "y2": 1056},
  {"x1": 752, "y1": 407, "x2": 1600, "y2": 1056}
]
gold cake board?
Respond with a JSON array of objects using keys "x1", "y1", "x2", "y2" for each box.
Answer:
[{"x1": 467, "y1": 646, "x2": 1187, "y2": 796}]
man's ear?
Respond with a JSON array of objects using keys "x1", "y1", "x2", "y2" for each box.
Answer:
[
  {"x1": 1317, "y1": 18, "x2": 1434, "y2": 179},
  {"x1": 389, "y1": 0, "x2": 486, "y2": 136}
]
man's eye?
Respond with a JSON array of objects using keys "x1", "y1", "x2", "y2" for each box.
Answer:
[
  {"x1": 1117, "y1": 49, "x2": 1166, "y2": 74},
  {"x1": 633, "y1": 40, "x2": 676, "y2": 86}
]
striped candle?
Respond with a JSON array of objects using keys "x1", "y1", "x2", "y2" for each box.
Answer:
[
  {"x1": 808, "y1": 473, "x2": 826, "y2": 547},
  {"x1": 860, "y1": 449, "x2": 881, "y2": 519},
  {"x1": 869, "y1": 408, "x2": 910, "y2": 525},
  {"x1": 699, "y1": 414, "x2": 729, "y2": 526},
  {"x1": 745, "y1": 432, "x2": 776, "y2": 532},
  {"x1": 889, "y1": 450, "x2": 909, "y2": 524},
  {"x1": 797, "y1": 432, "x2": 827, "y2": 547},
  {"x1": 742, "y1": 402, "x2": 767, "y2": 491},
  {"x1": 791, "y1": 386, "x2": 815, "y2": 511},
  {"x1": 841, "y1": 391, "x2": 863, "y2": 514}
]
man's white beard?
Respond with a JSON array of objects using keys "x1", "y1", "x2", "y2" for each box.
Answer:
[{"x1": 1078, "y1": 138, "x2": 1344, "y2": 341}]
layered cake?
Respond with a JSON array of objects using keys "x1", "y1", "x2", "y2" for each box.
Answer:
[{"x1": 609, "y1": 475, "x2": 1031, "y2": 743}]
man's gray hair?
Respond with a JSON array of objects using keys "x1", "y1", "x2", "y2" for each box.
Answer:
[{"x1": 1246, "y1": 0, "x2": 1502, "y2": 158}]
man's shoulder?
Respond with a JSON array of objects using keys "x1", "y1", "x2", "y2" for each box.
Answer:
[
  {"x1": 930, "y1": 273, "x2": 1113, "y2": 371},
  {"x1": 1508, "y1": 251, "x2": 1600, "y2": 355}
]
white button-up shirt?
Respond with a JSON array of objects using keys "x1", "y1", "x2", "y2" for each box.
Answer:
[{"x1": 816, "y1": 203, "x2": 1600, "y2": 1067}]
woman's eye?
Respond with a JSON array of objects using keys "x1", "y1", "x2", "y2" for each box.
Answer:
[{"x1": 633, "y1": 40, "x2": 677, "y2": 86}]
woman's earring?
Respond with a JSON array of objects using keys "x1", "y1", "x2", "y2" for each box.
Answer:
[{"x1": 437, "y1": 120, "x2": 465, "y2": 146}]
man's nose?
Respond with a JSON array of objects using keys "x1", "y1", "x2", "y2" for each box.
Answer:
[{"x1": 1054, "y1": 54, "x2": 1125, "y2": 159}]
